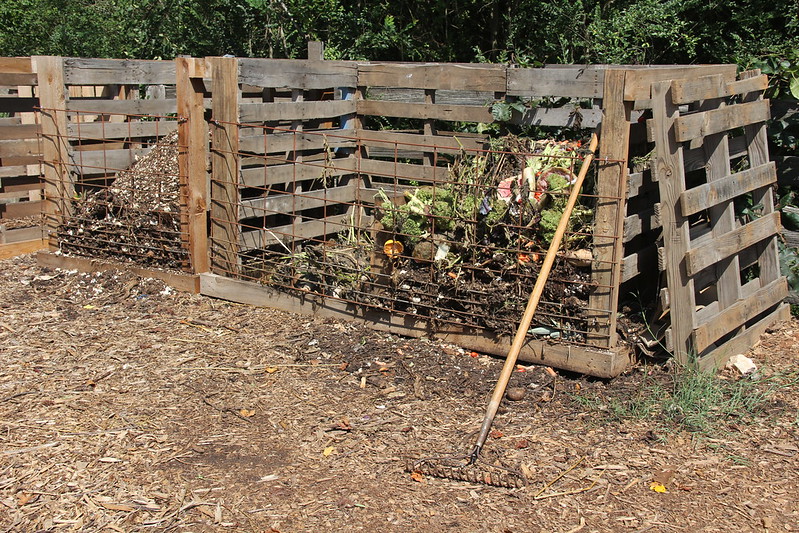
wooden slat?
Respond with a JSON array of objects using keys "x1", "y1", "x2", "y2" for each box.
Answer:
[
  {"x1": 67, "y1": 148, "x2": 150, "y2": 173},
  {"x1": 357, "y1": 157, "x2": 444, "y2": 183},
  {"x1": 679, "y1": 162, "x2": 776, "y2": 216},
  {"x1": 513, "y1": 106, "x2": 602, "y2": 129},
  {"x1": 63, "y1": 58, "x2": 176, "y2": 85},
  {"x1": 507, "y1": 66, "x2": 605, "y2": 98},
  {"x1": 0, "y1": 58, "x2": 34, "y2": 74},
  {"x1": 651, "y1": 79, "x2": 696, "y2": 362},
  {"x1": 239, "y1": 132, "x2": 355, "y2": 155},
  {"x1": 671, "y1": 74, "x2": 768, "y2": 104},
  {"x1": 239, "y1": 100, "x2": 355, "y2": 122},
  {"x1": 0, "y1": 165, "x2": 40, "y2": 179},
  {"x1": 66, "y1": 120, "x2": 178, "y2": 139},
  {"x1": 239, "y1": 158, "x2": 357, "y2": 188},
  {"x1": 238, "y1": 58, "x2": 357, "y2": 90},
  {"x1": 692, "y1": 277, "x2": 788, "y2": 353},
  {"x1": 0, "y1": 124, "x2": 39, "y2": 141},
  {"x1": 587, "y1": 69, "x2": 630, "y2": 349},
  {"x1": 674, "y1": 99, "x2": 770, "y2": 142},
  {"x1": 623, "y1": 65, "x2": 737, "y2": 101},
  {"x1": 65, "y1": 98, "x2": 177, "y2": 116},
  {"x1": 0, "y1": 225, "x2": 44, "y2": 244},
  {"x1": 238, "y1": 182, "x2": 357, "y2": 219},
  {"x1": 623, "y1": 207, "x2": 659, "y2": 242},
  {"x1": 239, "y1": 212, "x2": 355, "y2": 250},
  {"x1": 199, "y1": 272, "x2": 631, "y2": 378},
  {"x1": 697, "y1": 303, "x2": 790, "y2": 371},
  {"x1": 0, "y1": 73, "x2": 37, "y2": 85},
  {"x1": 686, "y1": 211, "x2": 780, "y2": 278},
  {"x1": 741, "y1": 70, "x2": 782, "y2": 291},
  {"x1": 357, "y1": 100, "x2": 493, "y2": 123},
  {"x1": 0, "y1": 200, "x2": 43, "y2": 218},
  {"x1": 0, "y1": 139, "x2": 41, "y2": 158},
  {"x1": 353, "y1": 129, "x2": 488, "y2": 153},
  {"x1": 621, "y1": 244, "x2": 658, "y2": 283},
  {"x1": 358, "y1": 63, "x2": 506, "y2": 92}
]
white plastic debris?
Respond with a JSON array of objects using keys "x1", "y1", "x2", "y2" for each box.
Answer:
[{"x1": 726, "y1": 354, "x2": 757, "y2": 375}]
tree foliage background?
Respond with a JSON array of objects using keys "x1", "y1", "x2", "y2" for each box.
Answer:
[{"x1": 0, "y1": 0, "x2": 796, "y2": 68}]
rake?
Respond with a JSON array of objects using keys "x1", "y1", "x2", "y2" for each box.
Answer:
[{"x1": 408, "y1": 133, "x2": 599, "y2": 488}]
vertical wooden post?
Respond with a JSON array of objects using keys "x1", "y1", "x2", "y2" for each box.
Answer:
[
  {"x1": 176, "y1": 57, "x2": 209, "y2": 274},
  {"x1": 587, "y1": 69, "x2": 632, "y2": 349},
  {"x1": 209, "y1": 57, "x2": 240, "y2": 276},
  {"x1": 742, "y1": 70, "x2": 781, "y2": 286},
  {"x1": 34, "y1": 56, "x2": 72, "y2": 244},
  {"x1": 651, "y1": 79, "x2": 696, "y2": 362},
  {"x1": 700, "y1": 86, "x2": 742, "y2": 325},
  {"x1": 307, "y1": 41, "x2": 324, "y2": 61}
]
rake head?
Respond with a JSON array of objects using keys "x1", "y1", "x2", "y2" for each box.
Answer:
[{"x1": 407, "y1": 455, "x2": 527, "y2": 489}]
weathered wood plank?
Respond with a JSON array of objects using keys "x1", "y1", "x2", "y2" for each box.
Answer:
[
  {"x1": 199, "y1": 272, "x2": 630, "y2": 378},
  {"x1": 0, "y1": 58, "x2": 34, "y2": 74},
  {"x1": 240, "y1": 158, "x2": 357, "y2": 188},
  {"x1": 0, "y1": 200, "x2": 43, "y2": 218},
  {"x1": 63, "y1": 58, "x2": 176, "y2": 85},
  {"x1": 680, "y1": 162, "x2": 776, "y2": 216},
  {"x1": 65, "y1": 98, "x2": 177, "y2": 116},
  {"x1": 507, "y1": 66, "x2": 605, "y2": 98},
  {"x1": 697, "y1": 303, "x2": 790, "y2": 371},
  {"x1": 239, "y1": 131, "x2": 356, "y2": 155},
  {"x1": 675, "y1": 99, "x2": 770, "y2": 142},
  {"x1": 692, "y1": 277, "x2": 788, "y2": 354},
  {"x1": 67, "y1": 148, "x2": 150, "y2": 174},
  {"x1": 0, "y1": 73, "x2": 38, "y2": 85},
  {"x1": 623, "y1": 207, "x2": 659, "y2": 242},
  {"x1": 587, "y1": 69, "x2": 630, "y2": 349},
  {"x1": 686, "y1": 211, "x2": 780, "y2": 277},
  {"x1": 357, "y1": 157, "x2": 445, "y2": 183},
  {"x1": 353, "y1": 129, "x2": 489, "y2": 153},
  {"x1": 238, "y1": 58, "x2": 357, "y2": 90},
  {"x1": 66, "y1": 120, "x2": 178, "y2": 140},
  {"x1": 651, "y1": 79, "x2": 696, "y2": 362},
  {"x1": 357, "y1": 100, "x2": 493, "y2": 123},
  {"x1": 0, "y1": 165, "x2": 40, "y2": 179},
  {"x1": 239, "y1": 212, "x2": 356, "y2": 250},
  {"x1": 621, "y1": 244, "x2": 658, "y2": 283},
  {"x1": 0, "y1": 124, "x2": 39, "y2": 140},
  {"x1": 0, "y1": 139, "x2": 41, "y2": 158},
  {"x1": 239, "y1": 100, "x2": 355, "y2": 122},
  {"x1": 623, "y1": 65, "x2": 738, "y2": 101},
  {"x1": 512, "y1": 106, "x2": 603, "y2": 129},
  {"x1": 671, "y1": 73, "x2": 768, "y2": 104},
  {"x1": 0, "y1": 225, "x2": 43, "y2": 244},
  {"x1": 238, "y1": 182, "x2": 357, "y2": 219},
  {"x1": 358, "y1": 63, "x2": 506, "y2": 92}
]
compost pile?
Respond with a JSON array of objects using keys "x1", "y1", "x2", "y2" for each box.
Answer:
[
  {"x1": 56, "y1": 130, "x2": 188, "y2": 268},
  {"x1": 250, "y1": 135, "x2": 597, "y2": 340}
]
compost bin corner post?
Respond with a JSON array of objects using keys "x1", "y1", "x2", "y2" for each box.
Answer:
[
  {"x1": 176, "y1": 56, "x2": 210, "y2": 274},
  {"x1": 588, "y1": 68, "x2": 632, "y2": 350},
  {"x1": 208, "y1": 56, "x2": 241, "y2": 277},
  {"x1": 34, "y1": 55, "x2": 73, "y2": 246}
]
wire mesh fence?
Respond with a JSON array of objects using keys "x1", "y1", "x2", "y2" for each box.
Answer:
[
  {"x1": 41, "y1": 108, "x2": 190, "y2": 269},
  {"x1": 210, "y1": 123, "x2": 623, "y2": 346}
]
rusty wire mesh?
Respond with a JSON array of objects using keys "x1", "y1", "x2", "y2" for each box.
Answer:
[
  {"x1": 211, "y1": 123, "x2": 624, "y2": 345},
  {"x1": 41, "y1": 108, "x2": 190, "y2": 269}
]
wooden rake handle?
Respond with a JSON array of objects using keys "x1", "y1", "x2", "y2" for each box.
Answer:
[{"x1": 470, "y1": 133, "x2": 600, "y2": 460}]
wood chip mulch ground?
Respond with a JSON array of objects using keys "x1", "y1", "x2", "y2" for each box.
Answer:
[{"x1": 1, "y1": 253, "x2": 798, "y2": 532}]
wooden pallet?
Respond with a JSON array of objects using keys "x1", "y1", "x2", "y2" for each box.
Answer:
[{"x1": 650, "y1": 71, "x2": 790, "y2": 370}]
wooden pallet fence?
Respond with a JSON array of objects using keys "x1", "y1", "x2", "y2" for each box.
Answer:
[
  {"x1": 0, "y1": 57, "x2": 44, "y2": 221},
  {"x1": 650, "y1": 71, "x2": 789, "y2": 369}
]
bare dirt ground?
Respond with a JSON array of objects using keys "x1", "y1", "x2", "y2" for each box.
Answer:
[{"x1": 1, "y1": 253, "x2": 798, "y2": 532}]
